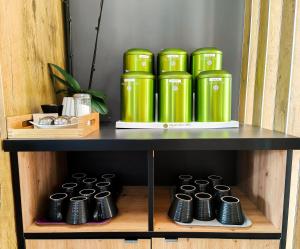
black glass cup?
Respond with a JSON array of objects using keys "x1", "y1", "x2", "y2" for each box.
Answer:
[
  {"x1": 194, "y1": 192, "x2": 214, "y2": 221},
  {"x1": 48, "y1": 193, "x2": 68, "y2": 222},
  {"x1": 168, "y1": 193, "x2": 193, "y2": 223}
]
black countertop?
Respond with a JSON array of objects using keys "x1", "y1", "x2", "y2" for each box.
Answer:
[{"x1": 3, "y1": 124, "x2": 300, "y2": 151}]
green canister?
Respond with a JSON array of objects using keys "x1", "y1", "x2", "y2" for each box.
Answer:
[
  {"x1": 123, "y1": 48, "x2": 153, "y2": 73},
  {"x1": 191, "y1": 48, "x2": 223, "y2": 80},
  {"x1": 121, "y1": 72, "x2": 154, "y2": 122},
  {"x1": 159, "y1": 72, "x2": 192, "y2": 122},
  {"x1": 158, "y1": 48, "x2": 188, "y2": 74},
  {"x1": 195, "y1": 70, "x2": 232, "y2": 122}
]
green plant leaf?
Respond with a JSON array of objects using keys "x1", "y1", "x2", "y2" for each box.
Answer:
[
  {"x1": 91, "y1": 98, "x2": 108, "y2": 115},
  {"x1": 51, "y1": 74, "x2": 68, "y2": 85},
  {"x1": 86, "y1": 89, "x2": 106, "y2": 100},
  {"x1": 49, "y1": 63, "x2": 81, "y2": 92},
  {"x1": 55, "y1": 89, "x2": 69, "y2": 95}
]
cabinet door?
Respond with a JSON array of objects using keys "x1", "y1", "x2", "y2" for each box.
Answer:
[
  {"x1": 26, "y1": 239, "x2": 151, "y2": 249},
  {"x1": 152, "y1": 238, "x2": 280, "y2": 249}
]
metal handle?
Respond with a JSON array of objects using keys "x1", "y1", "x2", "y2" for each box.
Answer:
[{"x1": 124, "y1": 239, "x2": 138, "y2": 244}]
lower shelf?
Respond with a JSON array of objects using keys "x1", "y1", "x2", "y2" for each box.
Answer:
[
  {"x1": 154, "y1": 186, "x2": 280, "y2": 234},
  {"x1": 25, "y1": 186, "x2": 148, "y2": 233}
]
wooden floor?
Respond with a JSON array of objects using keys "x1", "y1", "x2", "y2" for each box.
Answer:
[
  {"x1": 25, "y1": 186, "x2": 148, "y2": 233},
  {"x1": 154, "y1": 186, "x2": 280, "y2": 233}
]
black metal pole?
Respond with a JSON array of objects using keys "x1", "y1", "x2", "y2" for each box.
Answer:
[
  {"x1": 63, "y1": 0, "x2": 73, "y2": 75},
  {"x1": 88, "y1": 0, "x2": 105, "y2": 90},
  {"x1": 280, "y1": 150, "x2": 293, "y2": 249},
  {"x1": 10, "y1": 152, "x2": 25, "y2": 249},
  {"x1": 148, "y1": 150, "x2": 154, "y2": 231}
]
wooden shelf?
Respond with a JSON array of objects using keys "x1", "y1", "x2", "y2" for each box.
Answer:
[
  {"x1": 154, "y1": 186, "x2": 280, "y2": 234},
  {"x1": 25, "y1": 186, "x2": 148, "y2": 233}
]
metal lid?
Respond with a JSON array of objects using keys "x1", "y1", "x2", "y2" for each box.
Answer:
[
  {"x1": 159, "y1": 72, "x2": 192, "y2": 80},
  {"x1": 192, "y1": 47, "x2": 223, "y2": 55},
  {"x1": 159, "y1": 48, "x2": 187, "y2": 55},
  {"x1": 125, "y1": 48, "x2": 153, "y2": 55},
  {"x1": 121, "y1": 72, "x2": 155, "y2": 79},
  {"x1": 197, "y1": 70, "x2": 231, "y2": 79}
]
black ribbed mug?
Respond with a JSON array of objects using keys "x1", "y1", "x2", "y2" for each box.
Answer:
[
  {"x1": 178, "y1": 175, "x2": 193, "y2": 186},
  {"x1": 82, "y1": 178, "x2": 97, "y2": 189},
  {"x1": 48, "y1": 193, "x2": 68, "y2": 222},
  {"x1": 61, "y1": 182, "x2": 78, "y2": 197},
  {"x1": 79, "y1": 189, "x2": 96, "y2": 219},
  {"x1": 168, "y1": 193, "x2": 193, "y2": 223},
  {"x1": 101, "y1": 173, "x2": 120, "y2": 194},
  {"x1": 66, "y1": 196, "x2": 89, "y2": 225},
  {"x1": 217, "y1": 196, "x2": 245, "y2": 225},
  {"x1": 96, "y1": 181, "x2": 112, "y2": 192},
  {"x1": 180, "y1": 185, "x2": 197, "y2": 197},
  {"x1": 194, "y1": 192, "x2": 214, "y2": 221},
  {"x1": 93, "y1": 191, "x2": 118, "y2": 221},
  {"x1": 71, "y1": 172, "x2": 87, "y2": 183},
  {"x1": 208, "y1": 175, "x2": 223, "y2": 187},
  {"x1": 213, "y1": 185, "x2": 231, "y2": 211},
  {"x1": 194, "y1": 180, "x2": 209, "y2": 193}
]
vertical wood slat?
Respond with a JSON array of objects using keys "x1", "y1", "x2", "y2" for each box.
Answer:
[
  {"x1": 261, "y1": 0, "x2": 283, "y2": 130},
  {"x1": 239, "y1": 0, "x2": 299, "y2": 247},
  {"x1": 273, "y1": 0, "x2": 297, "y2": 133},
  {"x1": 286, "y1": 0, "x2": 300, "y2": 248},
  {"x1": 239, "y1": 0, "x2": 260, "y2": 124},
  {"x1": 239, "y1": 0, "x2": 253, "y2": 123},
  {"x1": 252, "y1": 0, "x2": 270, "y2": 126},
  {"x1": 0, "y1": 1, "x2": 66, "y2": 248}
]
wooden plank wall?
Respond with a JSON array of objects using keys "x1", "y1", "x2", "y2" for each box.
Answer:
[
  {"x1": 0, "y1": 1, "x2": 66, "y2": 248},
  {"x1": 239, "y1": 0, "x2": 300, "y2": 248}
]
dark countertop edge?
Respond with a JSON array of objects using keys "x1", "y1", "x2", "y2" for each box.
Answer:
[{"x1": 3, "y1": 137, "x2": 300, "y2": 152}]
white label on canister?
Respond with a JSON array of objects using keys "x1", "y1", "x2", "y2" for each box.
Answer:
[
  {"x1": 139, "y1": 55, "x2": 149, "y2": 59},
  {"x1": 124, "y1": 79, "x2": 135, "y2": 82},
  {"x1": 167, "y1": 54, "x2": 179, "y2": 58},
  {"x1": 213, "y1": 85, "x2": 219, "y2": 91},
  {"x1": 204, "y1": 54, "x2": 216, "y2": 57},
  {"x1": 209, "y1": 78, "x2": 222, "y2": 82},
  {"x1": 172, "y1": 85, "x2": 179, "y2": 91},
  {"x1": 169, "y1": 79, "x2": 182, "y2": 83}
]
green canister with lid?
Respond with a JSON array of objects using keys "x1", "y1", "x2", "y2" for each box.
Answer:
[
  {"x1": 158, "y1": 48, "x2": 188, "y2": 74},
  {"x1": 121, "y1": 72, "x2": 154, "y2": 122},
  {"x1": 123, "y1": 48, "x2": 154, "y2": 73},
  {"x1": 159, "y1": 72, "x2": 192, "y2": 122},
  {"x1": 195, "y1": 70, "x2": 231, "y2": 122},
  {"x1": 191, "y1": 48, "x2": 223, "y2": 80}
]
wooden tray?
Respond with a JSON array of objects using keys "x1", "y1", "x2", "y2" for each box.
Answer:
[{"x1": 7, "y1": 113, "x2": 99, "y2": 139}]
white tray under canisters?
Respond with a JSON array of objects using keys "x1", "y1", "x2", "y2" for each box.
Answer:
[{"x1": 116, "y1": 121, "x2": 239, "y2": 129}]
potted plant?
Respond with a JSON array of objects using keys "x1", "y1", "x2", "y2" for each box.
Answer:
[{"x1": 48, "y1": 63, "x2": 108, "y2": 115}]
